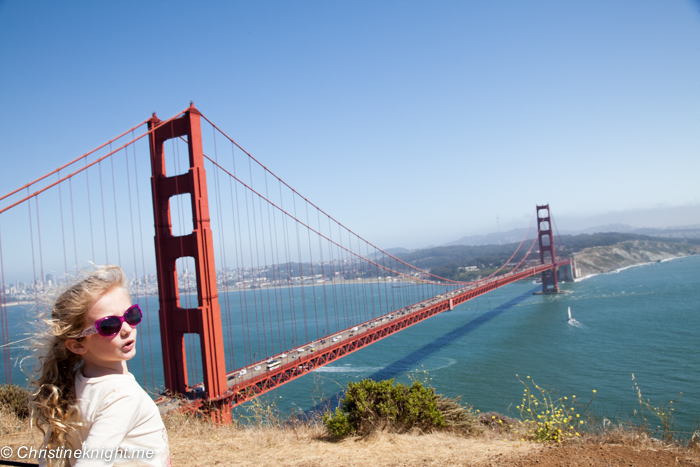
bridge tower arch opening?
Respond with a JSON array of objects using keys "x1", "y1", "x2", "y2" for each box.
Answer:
[
  {"x1": 536, "y1": 204, "x2": 559, "y2": 294},
  {"x1": 148, "y1": 104, "x2": 229, "y2": 422}
]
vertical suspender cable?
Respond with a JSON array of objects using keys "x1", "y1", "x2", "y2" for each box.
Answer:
[
  {"x1": 366, "y1": 242, "x2": 378, "y2": 321},
  {"x1": 265, "y1": 171, "x2": 286, "y2": 352},
  {"x1": 232, "y1": 148, "x2": 252, "y2": 365},
  {"x1": 279, "y1": 181, "x2": 298, "y2": 349},
  {"x1": 85, "y1": 160, "x2": 96, "y2": 262},
  {"x1": 226, "y1": 142, "x2": 246, "y2": 368},
  {"x1": 229, "y1": 166, "x2": 248, "y2": 368},
  {"x1": 98, "y1": 160, "x2": 109, "y2": 263},
  {"x1": 69, "y1": 178, "x2": 79, "y2": 271},
  {"x1": 125, "y1": 145, "x2": 148, "y2": 388},
  {"x1": 257, "y1": 192, "x2": 275, "y2": 356},
  {"x1": 327, "y1": 216, "x2": 340, "y2": 334},
  {"x1": 110, "y1": 153, "x2": 123, "y2": 266},
  {"x1": 292, "y1": 196, "x2": 309, "y2": 344},
  {"x1": 317, "y1": 210, "x2": 330, "y2": 337},
  {"x1": 374, "y1": 247, "x2": 382, "y2": 319},
  {"x1": 35, "y1": 197, "x2": 47, "y2": 320},
  {"x1": 210, "y1": 127, "x2": 236, "y2": 370},
  {"x1": 357, "y1": 236, "x2": 368, "y2": 323},
  {"x1": 304, "y1": 203, "x2": 320, "y2": 340},
  {"x1": 57, "y1": 172, "x2": 69, "y2": 277},
  {"x1": 348, "y1": 230, "x2": 360, "y2": 327},
  {"x1": 0, "y1": 223, "x2": 11, "y2": 384},
  {"x1": 26, "y1": 189, "x2": 40, "y2": 325},
  {"x1": 243, "y1": 180, "x2": 263, "y2": 360},
  {"x1": 247, "y1": 159, "x2": 268, "y2": 358},
  {"x1": 340, "y1": 224, "x2": 351, "y2": 329},
  {"x1": 381, "y1": 248, "x2": 391, "y2": 314},
  {"x1": 132, "y1": 130, "x2": 156, "y2": 390},
  {"x1": 340, "y1": 228, "x2": 350, "y2": 327}
]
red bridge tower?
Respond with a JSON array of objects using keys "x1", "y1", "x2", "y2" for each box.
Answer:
[
  {"x1": 148, "y1": 104, "x2": 229, "y2": 421},
  {"x1": 536, "y1": 204, "x2": 559, "y2": 294}
]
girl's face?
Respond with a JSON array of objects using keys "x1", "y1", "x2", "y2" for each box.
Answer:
[{"x1": 78, "y1": 287, "x2": 137, "y2": 376}]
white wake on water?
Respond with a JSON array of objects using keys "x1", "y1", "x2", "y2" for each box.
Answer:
[
  {"x1": 312, "y1": 358, "x2": 458, "y2": 375},
  {"x1": 421, "y1": 357, "x2": 457, "y2": 372},
  {"x1": 313, "y1": 365, "x2": 383, "y2": 373}
]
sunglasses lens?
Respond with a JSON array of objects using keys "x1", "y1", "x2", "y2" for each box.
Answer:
[
  {"x1": 97, "y1": 317, "x2": 122, "y2": 336},
  {"x1": 125, "y1": 305, "x2": 143, "y2": 326}
]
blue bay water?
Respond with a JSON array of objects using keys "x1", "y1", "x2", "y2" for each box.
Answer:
[
  {"x1": 242, "y1": 255, "x2": 700, "y2": 429},
  {"x1": 3, "y1": 255, "x2": 699, "y2": 428}
]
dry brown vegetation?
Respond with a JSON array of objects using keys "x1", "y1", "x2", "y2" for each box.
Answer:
[{"x1": 3, "y1": 405, "x2": 700, "y2": 467}]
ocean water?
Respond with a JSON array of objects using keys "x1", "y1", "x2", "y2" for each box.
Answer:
[
  {"x1": 3, "y1": 255, "x2": 699, "y2": 429},
  {"x1": 241, "y1": 254, "x2": 700, "y2": 429}
]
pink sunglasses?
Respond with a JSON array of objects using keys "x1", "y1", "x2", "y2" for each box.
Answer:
[{"x1": 78, "y1": 304, "x2": 143, "y2": 338}]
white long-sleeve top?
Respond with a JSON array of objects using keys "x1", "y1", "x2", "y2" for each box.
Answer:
[{"x1": 64, "y1": 373, "x2": 171, "y2": 467}]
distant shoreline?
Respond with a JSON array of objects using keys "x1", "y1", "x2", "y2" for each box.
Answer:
[
  {"x1": 2, "y1": 279, "x2": 426, "y2": 308},
  {"x1": 6, "y1": 245, "x2": 697, "y2": 306},
  {"x1": 572, "y1": 241, "x2": 700, "y2": 279}
]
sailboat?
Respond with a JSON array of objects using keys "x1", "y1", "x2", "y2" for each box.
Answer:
[{"x1": 567, "y1": 306, "x2": 576, "y2": 324}]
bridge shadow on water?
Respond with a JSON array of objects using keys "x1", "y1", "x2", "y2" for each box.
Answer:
[{"x1": 307, "y1": 285, "x2": 540, "y2": 413}]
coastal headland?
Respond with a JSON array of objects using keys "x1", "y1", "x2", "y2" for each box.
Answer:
[{"x1": 572, "y1": 240, "x2": 700, "y2": 278}]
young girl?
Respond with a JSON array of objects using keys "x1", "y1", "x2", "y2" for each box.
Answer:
[{"x1": 30, "y1": 265, "x2": 171, "y2": 466}]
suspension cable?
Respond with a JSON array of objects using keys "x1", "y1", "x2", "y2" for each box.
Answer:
[
  {"x1": 0, "y1": 119, "x2": 150, "y2": 204},
  {"x1": 200, "y1": 114, "x2": 470, "y2": 285},
  {"x1": 202, "y1": 153, "x2": 462, "y2": 286},
  {"x1": 0, "y1": 110, "x2": 188, "y2": 216},
  {"x1": 468, "y1": 209, "x2": 537, "y2": 284}
]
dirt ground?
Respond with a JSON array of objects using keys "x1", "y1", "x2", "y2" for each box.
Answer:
[
  {"x1": 169, "y1": 442, "x2": 700, "y2": 467},
  {"x1": 512, "y1": 444, "x2": 700, "y2": 467}
]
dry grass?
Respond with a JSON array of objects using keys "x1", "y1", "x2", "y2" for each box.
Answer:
[
  {"x1": 3, "y1": 403, "x2": 698, "y2": 467},
  {"x1": 163, "y1": 411, "x2": 539, "y2": 466},
  {"x1": 0, "y1": 406, "x2": 39, "y2": 463},
  {"x1": 0, "y1": 406, "x2": 28, "y2": 436},
  {"x1": 0, "y1": 407, "x2": 538, "y2": 466},
  {"x1": 578, "y1": 420, "x2": 700, "y2": 452}
]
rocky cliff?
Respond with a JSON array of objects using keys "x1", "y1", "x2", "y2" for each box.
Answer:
[{"x1": 573, "y1": 240, "x2": 700, "y2": 277}]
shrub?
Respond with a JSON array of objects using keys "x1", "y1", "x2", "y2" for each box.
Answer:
[
  {"x1": 323, "y1": 378, "x2": 445, "y2": 437},
  {"x1": 0, "y1": 384, "x2": 30, "y2": 419},
  {"x1": 437, "y1": 395, "x2": 482, "y2": 435}
]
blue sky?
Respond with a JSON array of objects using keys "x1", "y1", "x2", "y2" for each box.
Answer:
[{"x1": 1, "y1": 1, "x2": 699, "y2": 250}]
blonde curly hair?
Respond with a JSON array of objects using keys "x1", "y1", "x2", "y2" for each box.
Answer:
[{"x1": 29, "y1": 265, "x2": 129, "y2": 463}]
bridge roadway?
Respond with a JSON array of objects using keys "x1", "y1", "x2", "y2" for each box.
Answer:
[{"x1": 187, "y1": 261, "x2": 570, "y2": 407}]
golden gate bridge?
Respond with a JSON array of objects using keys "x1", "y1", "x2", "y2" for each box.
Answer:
[{"x1": 0, "y1": 104, "x2": 574, "y2": 422}]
